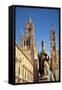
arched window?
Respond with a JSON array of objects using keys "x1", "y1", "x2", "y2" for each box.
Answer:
[
  {"x1": 26, "y1": 40, "x2": 28, "y2": 46},
  {"x1": 28, "y1": 28, "x2": 31, "y2": 32}
]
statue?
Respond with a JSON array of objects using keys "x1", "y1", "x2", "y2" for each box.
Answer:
[{"x1": 38, "y1": 41, "x2": 55, "y2": 81}]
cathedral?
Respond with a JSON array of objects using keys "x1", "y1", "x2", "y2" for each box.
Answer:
[
  {"x1": 15, "y1": 18, "x2": 59, "y2": 83},
  {"x1": 20, "y1": 17, "x2": 39, "y2": 82},
  {"x1": 15, "y1": 17, "x2": 38, "y2": 83}
]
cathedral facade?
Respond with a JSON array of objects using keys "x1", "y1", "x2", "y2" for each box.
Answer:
[{"x1": 15, "y1": 18, "x2": 38, "y2": 83}]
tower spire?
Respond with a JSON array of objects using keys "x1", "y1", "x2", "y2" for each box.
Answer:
[
  {"x1": 51, "y1": 24, "x2": 55, "y2": 31},
  {"x1": 20, "y1": 32, "x2": 24, "y2": 48},
  {"x1": 29, "y1": 17, "x2": 32, "y2": 23}
]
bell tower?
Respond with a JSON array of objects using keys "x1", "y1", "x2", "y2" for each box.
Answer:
[
  {"x1": 25, "y1": 17, "x2": 35, "y2": 50},
  {"x1": 50, "y1": 25, "x2": 59, "y2": 74},
  {"x1": 19, "y1": 17, "x2": 37, "y2": 60},
  {"x1": 20, "y1": 17, "x2": 38, "y2": 61}
]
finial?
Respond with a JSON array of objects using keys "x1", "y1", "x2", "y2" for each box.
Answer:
[
  {"x1": 51, "y1": 24, "x2": 55, "y2": 31},
  {"x1": 29, "y1": 16, "x2": 32, "y2": 23}
]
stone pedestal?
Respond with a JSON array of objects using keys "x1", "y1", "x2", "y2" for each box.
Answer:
[{"x1": 38, "y1": 75, "x2": 48, "y2": 82}]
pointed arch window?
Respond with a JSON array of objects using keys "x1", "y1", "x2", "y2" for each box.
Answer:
[{"x1": 26, "y1": 40, "x2": 28, "y2": 46}]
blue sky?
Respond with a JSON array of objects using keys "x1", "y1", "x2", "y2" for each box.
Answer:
[{"x1": 16, "y1": 7, "x2": 59, "y2": 54}]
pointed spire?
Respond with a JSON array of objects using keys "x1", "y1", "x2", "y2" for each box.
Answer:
[
  {"x1": 28, "y1": 15, "x2": 32, "y2": 23},
  {"x1": 29, "y1": 17, "x2": 32, "y2": 23},
  {"x1": 20, "y1": 32, "x2": 24, "y2": 48},
  {"x1": 20, "y1": 32, "x2": 24, "y2": 43},
  {"x1": 50, "y1": 24, "x2": 55, "y2": 35},
  {"x1": 51, "y1": 24, "x2": 55, "y2": 31}
]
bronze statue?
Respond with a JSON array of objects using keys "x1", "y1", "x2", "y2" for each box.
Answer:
[
  {"x1": 38, "y1": 41, "x2": 55, "y2": 81},
  {"x1": 38, "y1": 51, "x2": 49, "y2": 77}
]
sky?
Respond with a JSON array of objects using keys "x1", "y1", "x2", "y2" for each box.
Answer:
[{"x1": 16, "y1": 6, "x2": 60, "y2": 54}]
